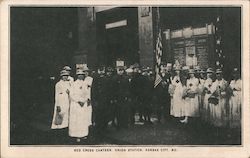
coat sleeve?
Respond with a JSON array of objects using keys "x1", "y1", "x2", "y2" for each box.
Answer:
[
  {"x1": 236, "y1": 80, "x2": 242, "y2": 91},
  {"x1": 54, "y1": 82, "x2": 61, "y2": 107},
  {"x1": 91, "y1": 77, "x2": 97, "y2": 101}
]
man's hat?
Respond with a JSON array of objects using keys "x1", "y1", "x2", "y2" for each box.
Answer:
[
  {"x1": 166, "y1": 63, "x2": 172, "y2": 67},
  {"x1": 76, "y1": 69, "x2": 85, "y2": 75},
  {"x1": 63, "y1": 66, "x2": 71, "y2": 71},
  {"x1": 106, "y1": 67, "x2": 114, "y2": 72},
  {"x1": 126, "y1": 68, "x2": 133, "y2": 73},
  {"x1": 215, "y1": 69, "x2": 223, "y2": 74},
  {"x1": 206, "y1": 68, "x2": 214, "y2": 73},
  {"x1": 60, "y1": 70, "x2": 69, "y2": 76}
]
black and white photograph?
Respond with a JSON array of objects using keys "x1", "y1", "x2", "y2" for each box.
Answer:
[{"x1": 1, "y1": 1, "x2": 250, "y2": 157}]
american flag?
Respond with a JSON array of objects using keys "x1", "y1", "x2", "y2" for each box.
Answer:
[{"x1": 154, "y1": 29, "x2": 163, "y2": 88}]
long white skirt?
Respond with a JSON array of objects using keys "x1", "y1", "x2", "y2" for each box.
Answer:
[
  {"x1": 210, "y1": 97, "x2": 227, "y2": 127},
  {"x1": 51, "y1": 94, "x2": 70, "y2": 129},
  {"x1": 202, "y1": 93, "x2": 212, "y2": 122},
  {"x1": 69, "y1": 101, "x2": 92, "y2": 138},
  {"x1": 170, "y1": 86, "x2": 184, "y2": 117},
  {"x1": 184, "y1": 95, "x2": 200, "y2": 117},
  {"x1": 228, "y1": 91, "x2": 241, "y2": 128}
]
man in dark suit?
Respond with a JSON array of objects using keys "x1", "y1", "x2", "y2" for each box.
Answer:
[
  {"x1": 91, "y1": 66, "x2": 109, "y2": 140},
  {"x1": 112, "y1": 61, "x2": 130, "y2": 129},
  {"x1": 141, "y1": 67, "x2": 154, "y2": 124},
  {"x1": 131, "y1": 63, "x2": 145, "y2": 122}
]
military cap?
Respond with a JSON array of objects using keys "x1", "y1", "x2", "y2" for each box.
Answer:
[
  {"x1": 126, "y1": 68, "x2": 133, "y2": 73},
  {"x1": 106, "y1": 67, "x2": 114, "y2": 72}
]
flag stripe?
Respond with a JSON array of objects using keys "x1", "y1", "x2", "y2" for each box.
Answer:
[{"x1": 154, "y1": 29, "x2": 163, "y2": 88}]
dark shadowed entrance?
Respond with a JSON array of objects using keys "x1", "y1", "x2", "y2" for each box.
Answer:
[{"x1": 96, "y1": 7, "x2": 139, "y2": 67}]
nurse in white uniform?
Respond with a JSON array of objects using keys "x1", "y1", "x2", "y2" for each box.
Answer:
[
  {"x1": 209, "y1": 69, "x2": 228, "y2": 128},
  {"x1": 228, "y1": 68, "x2": 241, "y2": 129},
  {"x1": 51, "y1": 70, "x2": 71, "y2": 129},
  {"x1": 68, "y1": 69, "x2": 91, "y2": 142},
  {"x1": 181, "y1": 69, "x2": 200, "y2": 123}
]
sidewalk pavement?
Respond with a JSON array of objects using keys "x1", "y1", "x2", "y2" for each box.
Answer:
[{"x1": 10, "y1": 103, "x2": 241, "y2": 145}]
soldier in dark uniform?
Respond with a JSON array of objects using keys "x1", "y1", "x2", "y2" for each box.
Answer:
[
  {"x1": 91, "y1": 66, "x2": 109, "y2": 139},
  {"x1": 105, "y1": 67, "x2": 116, "y2": 125},
  {"x1": 131, "y1": 63, "x2": 145, "y2": 122},
  {"x1": 154, "y1": 63, "x2": 171, "y2": 123},
  {"x1": 126, "y1": 67, "x2": 135, "y2": 125},
  {"x1": 113, "y1": 62, "x2": 130, "y2": 129},
  {"x1": 141, "y1": 67, "x2": 154, "y2": 124}
]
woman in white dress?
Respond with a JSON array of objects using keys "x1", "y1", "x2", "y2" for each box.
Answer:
[
  {"x1": 181, "y1": 69, "x2": 200, "y2": 123},
  {"x1": 170, "y1": 67, "x2": 183, "y2": 118},
  {"x1": 68, "y1": 69, "x2": 91, "y2": 142},
  {"x1": 209, "y1": 69, "x2": 228, "y2": 128},
  {"x1": 228, "y1": 68, "x2": 241, "y2": 129},
  {"x1": 202, "y1": 68, "x2": 214, "y2": 123},
  {"x1": 179, "y1": 69, "x2": 189, "y2": 123},
  {"x1": 198, "y1": 70, "x2": 206, "y2": 120},
  {"x1": 51, "y1": 70, "x2": 71, "y2": 131}
]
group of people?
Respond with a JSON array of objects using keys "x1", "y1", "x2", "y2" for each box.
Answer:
[
  {"x1": 50, "y1": 61, "x2": 241, "y2": 142},
  {"x1": 168, "y1": 65, "x2": 241, "y2": 131},
  {"x1": 51, "y1": 66, "x2": 93, "y2": 142}
]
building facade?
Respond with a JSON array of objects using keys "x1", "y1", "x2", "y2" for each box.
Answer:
[{"x1": 75, "y1": 7, "x2": 241, "y2": 78}]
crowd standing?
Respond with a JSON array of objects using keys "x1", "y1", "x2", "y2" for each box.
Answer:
[{"x1": 51, "y1": 61, "x2": 242, "y2": 142}]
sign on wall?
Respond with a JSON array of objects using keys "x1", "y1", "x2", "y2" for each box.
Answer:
[{"x1": 164, "y1": 24, "x2": 214, "y2": 68}]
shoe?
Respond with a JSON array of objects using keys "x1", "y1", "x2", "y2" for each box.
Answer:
[
  {"x1": 76, "y1": 138, "x2": 81, "y2": 142},
  {"x1": 180, "y1": 119, "x2": 188, "y2": 124}
]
